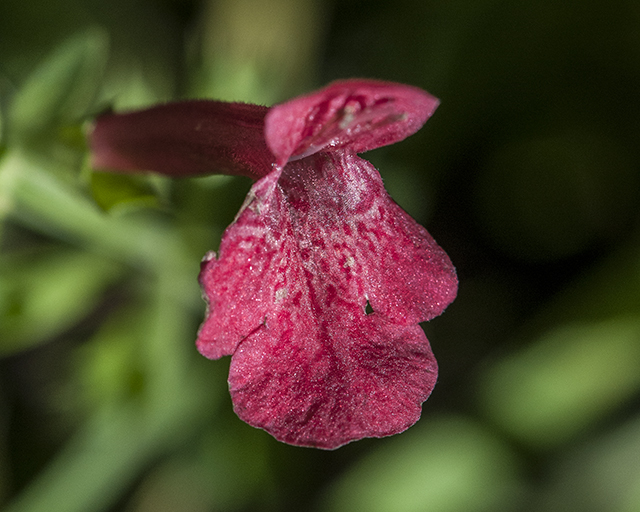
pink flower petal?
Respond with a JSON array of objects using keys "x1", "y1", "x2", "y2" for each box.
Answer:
[
  {"x1": 264, "y1": 79, "x2": 439, "y2": 166},
  {"x1": 196, "y1": 168, "x2": 283, "y2": 359},
  {"x1": 229, "y1": 313, "x2": 436, "y2": 449},
  {"x1": 197, "y1": 151, "x2": 457, "y2": 448},
  {"x1": 91, "y1": 101, "x2": 273, "y2": 179}
]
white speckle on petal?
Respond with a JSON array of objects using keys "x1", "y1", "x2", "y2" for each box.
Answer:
[{"x1": 202, "y1": 250, "x2": 217, "y2": 262}]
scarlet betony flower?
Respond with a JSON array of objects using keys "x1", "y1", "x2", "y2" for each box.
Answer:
[{"x1": 91, "y1": 79, "x2": 458, "y2": 449}]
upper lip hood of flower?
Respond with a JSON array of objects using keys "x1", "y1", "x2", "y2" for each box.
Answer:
[
  {"x1": 90, "y1": 79, "x2": 457, "y2": 449},
  {"x1": 263, "y1": 80, "x2": 439, "y2": 167}
]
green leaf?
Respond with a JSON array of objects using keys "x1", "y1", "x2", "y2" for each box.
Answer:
[
  {"x1": 480, "y1": 318, "x2": 640, "y2": 448},
  {"x1": 2, "y1": 382, "x2": 209, "y2": 512},
  {"x1": 90, "y1": 171, "x2": 161, "y2": 213},
  {"x1": 0, "y1": 247, "x2": 123, "y2": 356},
  {"x1": 323, "y1": 416, "x2": 522, "y2": 512},
  {"x1": 8, "y1": 28, "x2": 109, "y2": 145},
  {"x1": 478, "y1": 236, "x2": 640, "y2": 449}
]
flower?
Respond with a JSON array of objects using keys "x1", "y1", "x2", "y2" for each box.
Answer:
[{"x1": 91, "y1": 80, "x2": 458, "y2": 449}]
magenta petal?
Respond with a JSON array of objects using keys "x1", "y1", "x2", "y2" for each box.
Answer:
[
  {"x1": 264, "y1": 79, "x2": 439, "y2": 166},
  {"x1": 196, "y1": 151, "x2": 457, "y2": 448},
  {"x1": 91, "y1": 101, "x2": 273, "y2": 179},
  {"x1": 229, "y1": 315, "x2": 436, "y2": 449},
  {"x1": 196, "y1": 169, "x2": 283, "y2": 359},
  {"x1": 279, "y1": 152, "x2": 458, "y2": 324}
]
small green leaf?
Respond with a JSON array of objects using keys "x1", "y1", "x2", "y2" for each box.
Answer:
[
  {"x1": 8, "y1": 28, "x2": 109, "y2": 145},
  {"x1": 90, "y1": 171, "x2": 161, "y2": 213},
  {"x1": 323, "y1": 416, "x2": 521, "y2": 512},
  {"x1": 0, "y1": 247, "x2": 123, "y2": 356},
  {"x1": 480, "y1": 318, "x2": 640, "y2": 448}
]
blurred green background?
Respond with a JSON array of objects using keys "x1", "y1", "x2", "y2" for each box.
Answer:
[{"x1": 1, "y1": 0, "x2": 640, "y2": 511}]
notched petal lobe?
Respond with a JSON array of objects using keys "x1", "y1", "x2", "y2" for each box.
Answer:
[{"x1": 197, "y1": 151, "x2": 456, "y2": 448}]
